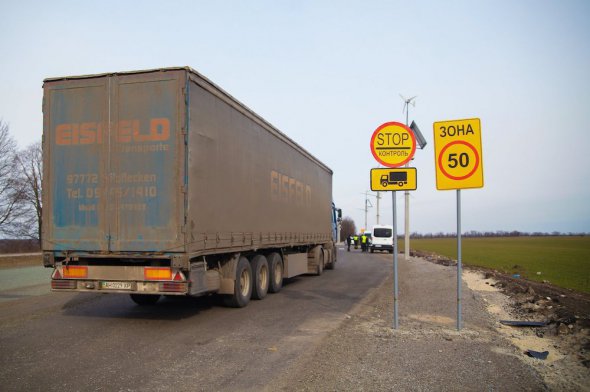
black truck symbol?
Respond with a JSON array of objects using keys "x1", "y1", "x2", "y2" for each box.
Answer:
[{"x1": 381, "y1": 171, "x2": 407, "y2": 187}]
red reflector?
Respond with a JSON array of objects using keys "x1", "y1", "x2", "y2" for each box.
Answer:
[
  {"x1": 160, "y1": 282, "x2": 186, "y2": 293},
  {"x1": 51, "y1": 280, "x2": 77, "y2": 289},
  {"x1": 144, "y1": 267, "x2": 172, "y2": 281},
  {"x1": 62, "y1": 266, "x2": 88, "y2": 279},
  {"x1": 173, "y1": 271, "x2": 185, "y2": 281},
  {"x1": 53, "y1": 269, "x2": 62, "y2": 279}
]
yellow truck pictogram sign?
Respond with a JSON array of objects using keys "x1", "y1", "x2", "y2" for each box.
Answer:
[{"x1": 370, "y1": 168, "x2": 417, "y2": 191}]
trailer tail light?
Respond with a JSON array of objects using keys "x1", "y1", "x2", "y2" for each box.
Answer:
[
  {"x1": 160, "y1": 282, "x2": 186, "y2": 293},
  {"x1": 62, "y1": 266, "x2": 88, "y2": 279},
  {"x1": 144, "y1": 267, "x2": 172, "y2": 281},
  {"x1": 52, "y1": 280, "x2": 77, "y2": 289}
]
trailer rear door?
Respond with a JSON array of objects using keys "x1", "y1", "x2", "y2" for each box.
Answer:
[{"x1": 44, "y1": 71, "x2": 186, "y2": 253}]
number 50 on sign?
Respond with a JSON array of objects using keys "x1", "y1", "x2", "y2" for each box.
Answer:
[{"x1": 433, "y1": 118, "x2": 484, "y2": 190}]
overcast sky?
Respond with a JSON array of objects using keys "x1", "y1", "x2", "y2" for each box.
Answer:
[{"x1": 1, "y1": 0, "x2": 589, "y2": 234}]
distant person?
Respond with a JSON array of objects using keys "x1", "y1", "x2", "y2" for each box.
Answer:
[
  {"x1": 361, "y1": 234, "x2": 367, "y2": 252},
  {"x1": 346, "y1": 235, "x2": 351, "y2": 251},
  {"x1": 353, "y1": 235, "x2": 359, "y2": 249}
]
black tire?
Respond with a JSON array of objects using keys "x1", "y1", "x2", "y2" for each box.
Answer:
[
  {"x1": 130, "y1": 294, "x2": 160, "y2": 306},
  {"x1": 267, "y1": 253, "x2": 283, "y2": 294},
  {"x1": 251, "y1": 254, "x2": 269, "y2": 300},
  {"x1": 223, "y1": 256, "x2": 252, "y2": 308},
  {"x1": 316, "y1": 251, "x2": 324, "y2": 276},
  {"x1": 325, "y1": 247, "x2": 335, "y2": 270},
  {"x1": 370, "y1": 248, "x2": 374, "y2": 253}
]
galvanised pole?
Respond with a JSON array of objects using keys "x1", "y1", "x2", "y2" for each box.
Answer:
[{"x1": 457, "y1": 189, "x2": 462, "y2": 330}]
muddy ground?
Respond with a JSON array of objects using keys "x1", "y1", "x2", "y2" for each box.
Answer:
[{"x1": 414, "y1": 249, "x2": 590, "y2": 389}]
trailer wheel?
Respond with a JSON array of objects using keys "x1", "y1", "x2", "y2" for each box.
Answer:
[
  {"x1": 251, "y1": 254, "x2": 269, "y2": 300},
  {"x1": 325, "y1": 248, "x2": 335, "y2": 270},
  {"x1": 267, "y1": 253, "x2": 283, "y2": 293},
  {"x1": 315, "y1": 251, "x2": 324, "y2": 276},
  {"x1": 130, "y1": 294, "x2": 160, "y2": 306},
  {"x1": 223, "y1": 256, "x2": 252, "y2": 308}
]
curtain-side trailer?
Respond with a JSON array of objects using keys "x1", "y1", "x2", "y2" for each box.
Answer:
[{"x1": 42, "y1": 67, "x2": 341, "y2": 307}]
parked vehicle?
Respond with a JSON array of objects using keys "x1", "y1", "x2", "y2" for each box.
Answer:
[
  {"x1": 42, "y1": 67, "x2": 341, "y2": 307},
  {"x1": 369, "y1": 225, "x2": 393, "y2": 253}
]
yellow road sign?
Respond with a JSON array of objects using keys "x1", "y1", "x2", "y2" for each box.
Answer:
[
  {"x1": 370, "y1": 168, "x2": 417, "y2": 191},
  {"x1": 433, "y1": 118, "x2": 483, "y2": 190},
  {"x1": 370, "y1": 122, "x2": 416, "y2": 167}
]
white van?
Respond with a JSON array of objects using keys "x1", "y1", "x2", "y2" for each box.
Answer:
[{"x1": 369, "y1": 225, "x2": 394, "y2": 253}]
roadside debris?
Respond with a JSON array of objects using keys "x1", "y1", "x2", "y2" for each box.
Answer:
[
  {"x1": 526, "y1": 350, "x2": 549, "y2": 360},
  {"x1": 500, "y1": 320, "x2": 548, "y2": 327}
]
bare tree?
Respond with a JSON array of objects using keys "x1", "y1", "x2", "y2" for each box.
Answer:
[
  {"x1": 340, "y1": 216, "x2": 357, "y2": 242},
  {"x1": 14, "y1": 142, "x2": 42, "y2": 245},
  {"x1": 0, "y1": 120, "x2": 26, "y2": 236}
]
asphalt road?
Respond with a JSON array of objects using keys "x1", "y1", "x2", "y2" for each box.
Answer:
[{"x1": 0, "y1": 248, "x2": 391, "y2": 391}]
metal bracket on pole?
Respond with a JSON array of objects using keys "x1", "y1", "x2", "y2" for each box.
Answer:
[{"x1": 393, "y1": 191, "x2": 399, "y2": 329}]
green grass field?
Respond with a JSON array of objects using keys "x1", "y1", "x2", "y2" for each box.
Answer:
[{"x1": 401, "y1": 236, "x2": 590, "y2": 294}]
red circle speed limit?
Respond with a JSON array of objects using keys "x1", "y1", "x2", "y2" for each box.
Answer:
[{"x1": 437, "y1": 140, "x2": 480, "y2": 180}]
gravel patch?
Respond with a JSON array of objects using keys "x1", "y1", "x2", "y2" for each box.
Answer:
[{"x1": 272, "y1": 255, "x2": 548, "y2": 391}]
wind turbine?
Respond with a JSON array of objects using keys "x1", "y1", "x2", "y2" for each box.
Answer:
[{"x1": 399, "y1": 94, "x2": 417, "y2": 126}]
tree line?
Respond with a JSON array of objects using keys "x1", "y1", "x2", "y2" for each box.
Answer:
[
  {"x1": 0, "y1": 120, "x2": 42, "y2": 245},
  {"x1": 410, "y1": 230, "x2": 587, "y2": 238},
  {"x1": 340, "y1": 216, "x2": 586, "y2": 242}
]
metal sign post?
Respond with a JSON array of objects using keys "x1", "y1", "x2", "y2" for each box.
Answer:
[
  {"x1": 392, "y1": 191, "x2": 399, "y2": 329},
  {"x1": 370, "y1": 121, "x2": 418, "y2": 331},
  {"x1": 456, "y1": 189, "x2": 462, "y2": 330},
  {"x1": 433, "y1": 118, "x2": 484, "y2": 332},
  {"x1": 370, "y1": 169, "x2": 416, "y2": 330}
]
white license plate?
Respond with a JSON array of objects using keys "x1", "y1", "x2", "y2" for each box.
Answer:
[{"x1": 100, "y1": 281, "x2": 134, "y2": 290}]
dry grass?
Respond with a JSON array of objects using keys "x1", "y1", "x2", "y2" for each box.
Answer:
[{"x1": 0, "y1": 254, "x2": 42, "y2": 269}]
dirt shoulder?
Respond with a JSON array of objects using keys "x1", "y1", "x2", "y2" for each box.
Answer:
[
  {"x1": 412, "y1": 249, "x2": 590, "y2": 320},
  {"x1": 413, "y1": 249, "x2": 590, "y2": 391},
  {"x1": 273, "y1": 254, "x2": 555, "y2": 391}
]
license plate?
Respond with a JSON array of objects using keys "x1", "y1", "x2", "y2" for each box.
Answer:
[{"x1": 100, "y1": 281, "x2": 134, "y2": 290}]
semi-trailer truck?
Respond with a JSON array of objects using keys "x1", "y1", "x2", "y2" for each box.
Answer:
[{"x1": 42, "y1": 67, "x2": 341, "y2": 307}]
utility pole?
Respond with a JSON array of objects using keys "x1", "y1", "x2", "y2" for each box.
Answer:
[
  {"x1": 375, "y1": 191, "x2": 381, "y2": 224},
  {"x1": 401, "y1": 95, "x2": 417, "y2": 261},
  {"x1": 362, "y1": 192, "x2": 381, "y2": 230},
  {"x1": 363, "y1": 191, "x2": 373, "y2": 232}
]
